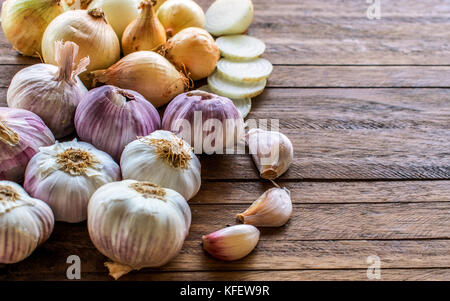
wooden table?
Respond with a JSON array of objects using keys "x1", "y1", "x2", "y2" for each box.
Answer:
[{"x1": 1, "y1": 0, "x2": 449, "y2": 281}]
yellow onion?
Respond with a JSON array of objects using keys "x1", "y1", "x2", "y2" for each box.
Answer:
[
  {"x1": 87, "y1": 0, "x2": 140, "y2": 40},
  {"x1": 153, "y1": 0, "x2": 166, "y2": 10},
  {"x1": 1, "y1": 0, "x2": 64, "y2": 56},
  {"x1": 92, "y1": 51, "x2": 188, "y2": 108},
  {"x1": 162, "y1": 27, "x2": 219, "y2": 80},
  {"x1": 42, "y1": 8, "x2": 120, "y2": 85},
  {"x1": 122, "y1": 0, "x2": 166, "y2": 55},
  {"x1": 156, "y1": 0, "x2": 205, "y2": 37}
]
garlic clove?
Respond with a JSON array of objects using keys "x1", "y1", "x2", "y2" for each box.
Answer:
[
  {"x1": 237, "y1": 186, "x2": 292, "y2": 227},
  {"x1": 202, "y1": 224, "x2": 260, "y2": 261},
  {"x1": 246, "y1": 128, "x2": 294, "y2": 180}
]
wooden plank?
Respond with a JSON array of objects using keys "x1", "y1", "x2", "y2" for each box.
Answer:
[
  {"x1": 1, "y1": 0, "x2": 449, "y2": 65},
  {"x1": 192, "y1": 181, "x2": 450, "y2": 204},
  {"x1": 2, "y1": 65, "x2": 450, "y2": 89}
]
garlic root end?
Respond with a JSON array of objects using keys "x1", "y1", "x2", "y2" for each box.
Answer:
[{"x1": 105, "y1": 262, "x2": 134, "y2": 280}]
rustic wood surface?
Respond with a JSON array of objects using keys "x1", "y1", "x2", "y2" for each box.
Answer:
[{"x1": 0, "y1": 0, "x2": 449, "y2": 281}]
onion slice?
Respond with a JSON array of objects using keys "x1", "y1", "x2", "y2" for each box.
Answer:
[
  {"x1": 198, "y1": 85, "x2": 251, "y2": 118},
  {"x1": 217, "y1": 58, "x2": 272, "y2": 83},
  {"x1": 205, "y1": 0, "x2": 253, "y2": 36},
  {"x1": 207, "y1": 71, "x2": 266, "y2": 99},
  {"x1": 216, "y1": 35, "x2": 265, "y2": 60}
]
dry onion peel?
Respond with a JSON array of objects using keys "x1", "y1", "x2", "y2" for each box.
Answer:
[
  {"x1": 216, "y1": 35, "x2": 265, "y2": 60},
  {"x1": 205, "y1": 0, "x2": 253, "y2": 36},
  {"x1": 217, "y1": 58, "x2": 273, "y2": 83},
  {"x1": 208, "y1": 71, "x2": 266, "y2": 99}
]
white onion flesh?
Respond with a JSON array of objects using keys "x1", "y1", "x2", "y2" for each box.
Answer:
[
  {"x1": 217, "y1": 58, "x2": 272, "y2": 83},
  {"x1": 207, "y1": 71, "x2": 266, "y2": 99},
  {"x1": 216, "y1": 35, "x2": 265, "y2": 60},
  {"x1": 198, "y1": 85, "x2": 251, "y2": 118},
  {"x1": 205, "y1": 0, "x2": 254, "y2": 36}
]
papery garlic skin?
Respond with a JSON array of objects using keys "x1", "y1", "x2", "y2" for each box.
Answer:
[
  {"x1": 88, "y1": 180, "x2": 191, "y2": 279},
  {"x1": 42, "y1": 8, "x2": 120, "y2": 85},
  {"x1": 24, "y1": 140, "x2": 121, "y2": 223},
  {"x1": 7, "y1": 41, "x2": 89, "y2": 139},
  {"x1": 202, "y1": 224, "x2": 259, "y2": 261},
  {"x1": 162, "y1": 91, "x2": 245, "y2": 154},
  {"x1": 0, "y1": 108, "x2": 55, "y2": 182},
  {"x1": 156, "y1": 0, "x2": 205, "y2": 37},
  {"x1": 91, "y1": 51, "x2": 188, "y2": 108},
  {"x1": 122, "y1": 0, "x2": 167, "y2": 55},
  {"x1": 164, "y1": 27, "x2": 220, "y2": 80},
  {"x1": 237, "y1": 187, "x2": 292, "y2": 227},
  {"x1": 0, "y1": 181, "x2": 54, "y2": 263},
  {"x1": 246, "y1": 129, "x2": 294, "y2": 180},
  {"x1": 75, "y1": 85, "x2": 161, "y2": 161},
  {"x1": 88, "y1": 0, "x2": 140, "y2": 41},
  {"x1": 121, "y1": 130, "x2": 201, "y2": 200},
  {"x1": 1, "y1": 0, "x2": 64, "y2": 56}
]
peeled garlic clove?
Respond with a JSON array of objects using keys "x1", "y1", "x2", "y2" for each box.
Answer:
[
  {"x1": 202, "y1": 224, "x2": 259, "y2": 261},
  {"x1": 237, "y1": 187, "x2": 292, "y2": 227},
  {"x1": 122, "y1": 0, "x2": 167, "y2": 55},
  {"x1": 246, "y1": 128, "x2": 294, "y2": 180},
  {"x1": 0, "y1": 181, "x2": 54, "y2": 264}
]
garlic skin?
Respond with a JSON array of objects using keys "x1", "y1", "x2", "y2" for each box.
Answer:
[
  {"x1": 7, "y1": 41, "x2": 89, "y2": 139},
  {"x1": 0, "y1": 108, "x2": 55, "y2": 182},
  {"x1": 246, "y1": 128, "x2": 294, "y2": 180},
  {"x1": 156, "y1": 0, "x2": 205, "y2": 37},
  {"x1": 88, "y1": 180, "x2": 191, "y2": 279},
  {"x1": 122, "y1": 0, "x2": 167, "y2": 55},
  {"x1": 0, "y1": 181, "x2": 54, "y2": 264},
  {"x1": 24, "y1": 140, "x2": 121, "y2": 223},
  {"x1": 1, "y1": 0, "x2": 64, "y2": 56},
  {"x1": 202, "y1": 224, "x2": 259, "y2": 261},
  {"x1": 163, "y1": 27, "x2": 220, "y2": 80},
  {"x1": 121, "y1": 130, "x2": 201, "y2": 201},
  {"x1": 42, "y1": 8, "x2": 120, "y2": 85},
  {"x1": 237, "y1": 187, "x2": 292, "y2": 227}
]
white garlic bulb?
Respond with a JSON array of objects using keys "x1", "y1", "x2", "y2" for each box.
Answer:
[
  {"x1": 121, "y1": 130, "x2": 201, "y2": 201},
  {"x1": 202, "y1": 224, "x2": 260, "y2": 261},
  {"x1": 237, "y1": 185, "x2": 292, "y2": 227},
  {"x1": 24, "y1": 140, "x2": 121, "y2": 223},
  {"x1": 0, "y1": 181, "x2": 54, "y2": 264},
  {"x1": 246, "y1": 128, "x2": 294, "y2": 179},
  {"x1": 88, "y1": 180, "x2": 191, "y2": 279}
]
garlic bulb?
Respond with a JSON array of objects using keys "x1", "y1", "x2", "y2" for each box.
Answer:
[
  {"x1": 91, "y1": 51, "x2": 188, "y2": 108},
  {"x1": 88, "y1": 180, "x2": 191, "y2": 279},
  {"x1": 122, "y1": 0, "x2": 166, "y2": 55},
  {"x1": 0, "y1": 181, "x2": 54, "y2": 264},
  {"x1": 7, "y1": 41, "x2": 89, "y2": 139},
  {"x1": 75, "y1": 85, "x2": 161, "y2": 161},
  {"x1": 42, "y1": 8, "x2": 120, "y2": 85},
  {"x1": 156, "y1": 0, "x2": 205, "y2": 37},
  {"x1": 202, "y1": 224, "x2": 259, "y2": 261},
  {"x1": 237, "y1": 185, "x2": 292, "y2": 227},
  {"x1": 162, "y1": 90, "x2": 244, "y2": 154},
  {"x1": 88, "y1": 0, "x2": 140, "y2": 40},
  {"x1": 162, "y1": 27, "x2": 219, "y2": 80},
  {"x1": 121, "y1": 130, "x2": 201, "y2": 200},
  {"x1": 246, "y1": 128, "x2": 294, "y2": 180},
  {"x1": 1, "y1": 0, "x2": 64, "y2": 56},
  {"x1": 24, "y1": 140, "x2": 120, "y2": 223},
  {"x1": 0, "y1": 108, "x2": 55, "y2": 182}
]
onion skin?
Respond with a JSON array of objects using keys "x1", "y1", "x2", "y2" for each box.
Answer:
[
  {"x1": 162, "y1": 90, "x2": 244, "y2": 154},
  {"x1": 75, "y1": 85, "x2": 161, "y2": 161},
  {"x1": 0, "y1": 181, "x2": 54, "y2": 264},
  {"x1": 42, "y1": 8, "x2": 120, "y2": 85},
  {"x1": 156, "y1": 0, "x2": 205, "y2": 37},
  {"x1": 1, "y1": 0, "x2": 64, "y2": 57},
  {"x1": 91, "y1": 51, "x2": 188, "y2": 108},
  {"x1": 0, "y1": 108, "x2": 55, "y2": 182},
  {"x1": 164, "y1": 27, "x2": 219, "y2": 80}
]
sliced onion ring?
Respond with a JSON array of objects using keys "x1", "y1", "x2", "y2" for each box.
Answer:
[
  {"x1": 217, "y1": 58, "x2": 273, "y2": 83},
  {"x1": 216, "y1": 35, "x2": 265, "y2": 60},
  {"x1": 207, "y1": 71, "x2": 266, "y2": 99}
]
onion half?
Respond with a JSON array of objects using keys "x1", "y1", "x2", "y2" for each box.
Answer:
[{"x1": 205, "y1": 0, "x2": 253, "y2": 36}]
